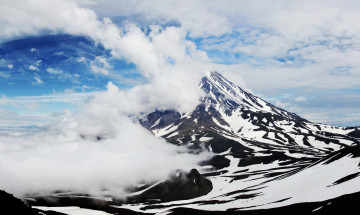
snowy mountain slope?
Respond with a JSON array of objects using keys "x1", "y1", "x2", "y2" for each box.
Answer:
[
  {"x1": 200, "y1": 71, "x2": 304, "y2": 120},
  {"x1": 141, "y1": 72, "x2": 359, "y2": 160},
  {"x1": 118, "y1": 145, "x2": 360, "y2": 214},
  {"x1": 29, "y1": 144, "x2": 360, "y2": 215}
]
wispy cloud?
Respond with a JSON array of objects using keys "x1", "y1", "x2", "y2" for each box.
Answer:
[
  {"x1": 46, "y1": 68, "x2": 63, "y2": 74},
  {"x1": 90, "y1": 56, "x2": 112, "y2": 75},
  {"x1": 32, "y1": 75, "x2": 43, "y2": 85},
  {"x1": 1, "y1": 91, "x2": 95, "y2": 105}
]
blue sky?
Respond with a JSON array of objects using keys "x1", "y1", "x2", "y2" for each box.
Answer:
[
  {"x1": 1, "y1": 0, "x2": 360, "y2": 126},
  {"x1": 0, "y1": 34, "x2": 142, "y2": 95}
]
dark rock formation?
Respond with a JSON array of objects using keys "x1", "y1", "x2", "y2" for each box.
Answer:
[{"x1": 128, "y1": 169, "x2": 212, "y2": 203}]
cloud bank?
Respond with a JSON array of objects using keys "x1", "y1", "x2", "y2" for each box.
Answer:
[{"x1": 0, "y1": 83, "x2": 210, "y2": 198}]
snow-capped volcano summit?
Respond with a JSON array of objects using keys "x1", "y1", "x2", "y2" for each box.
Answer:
[
  {"x1": 200, "y1": 71, "x2": 304, "y2": 121},
  {"x1": 141, "y1": 71, "x2": 358, "y2": 157}
]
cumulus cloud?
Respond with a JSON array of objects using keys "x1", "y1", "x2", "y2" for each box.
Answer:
[{"x1": 0, "y1": 0, "x2": 210, "y2": 114}]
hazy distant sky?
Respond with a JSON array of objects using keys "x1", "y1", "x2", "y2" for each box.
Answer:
[{"x1": 1, "y1": 0, "x2": 360, "y2": 126}]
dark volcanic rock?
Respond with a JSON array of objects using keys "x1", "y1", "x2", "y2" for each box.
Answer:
[
  {"x1": 0, "y1": 190, "x2": 65, "y2": 215},
  {"x1": 200, "y1": 155, "x2": 231, "y2": 170},
  {"x1": 128, "y1": 169, "x2": 212, "y2": 203},
  {"x1": 0, "y1": 190, "x2": 38, "y2": 215},
  {"x1": 140, "y1": 110, "x2": 181, "y2": 130},
  {"x1": 348, "y1": 128, "x2": 360, "y2": 138}
]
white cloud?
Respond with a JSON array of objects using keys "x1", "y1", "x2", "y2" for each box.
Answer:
[
  {"x1": 47, "y1": 68, "x2": 76, "y2": 81},
  {"x1": 81, "y1": 0, "x2": 232, "y2": 38},
  {"x1": 7, "y1": 64, "x2": 13, "y2": 69},
  {"x1": 0, "y1": 80, "x2": 210, "y2": 198},
  {"x1": 46, "y1": 68, "x2": 63, "y2": 74},
  {"x1": 0, "y1": 0, "x2": 209, "y2": 114},
  {"x1": 0, "y1": 87, "x2": 211, "y2": 198},
  {"x1": 0, "y1": 0, "x2": 98, "y2": 40},
  {"x1": 29, "y1": 65, "x2": 39, "y2": 71}
]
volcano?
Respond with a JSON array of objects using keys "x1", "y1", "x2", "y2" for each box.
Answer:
[
  {"x1": 132, "y1": 71, "x2": 360, "y2": 214},
  {"x1": 25, "y1": 71, "x2": 360, "y2": 215}
]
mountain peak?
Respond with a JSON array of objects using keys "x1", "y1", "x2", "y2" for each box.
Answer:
[
  {"x1": 202, "y1": 71, "x2": 236, "y2": 90},
  {"x1": 200, "y1": 71, "x2": 303, "y2": 121},
  {"x1": 206, "y1": 70, "x2": 224, "y2": 80}
]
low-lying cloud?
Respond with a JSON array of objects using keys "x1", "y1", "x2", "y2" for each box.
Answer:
[{"x1": 0, "y1": 83, "x2": 211, "y2": 199}]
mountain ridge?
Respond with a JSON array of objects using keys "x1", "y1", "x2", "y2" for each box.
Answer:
[{"x1": 200, "y1": 71, "x2": 306, "y2": 121}]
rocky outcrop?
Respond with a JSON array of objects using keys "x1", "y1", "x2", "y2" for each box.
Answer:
[{"x1": 128, "y1": 169, "x2": 212, "y2": 203}]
